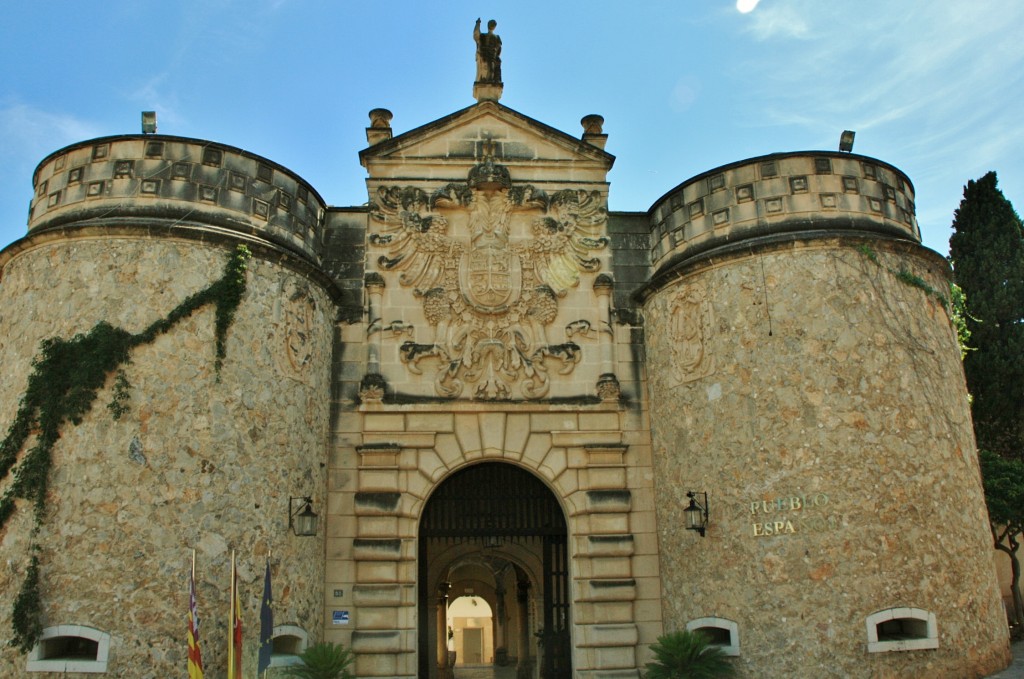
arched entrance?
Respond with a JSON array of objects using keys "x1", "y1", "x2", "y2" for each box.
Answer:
[{"x1": 418, "y1": 462, "x2": 570, "y2": 679}]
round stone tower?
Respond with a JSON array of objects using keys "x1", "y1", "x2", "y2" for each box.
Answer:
[
  {"x1": 639, "y1": 152, "x2": 1010, "y2": 677},
  {"x1": 0, "y1": 136, "x2": 337, "y2": 675}
]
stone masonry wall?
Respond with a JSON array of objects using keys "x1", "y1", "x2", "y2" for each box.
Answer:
[
  {"x1": 642, "y1": 237, "x2": 1011, "y2": 678},
  {"x1": 0, "y1": 235, "x2": 332, "y2": 677}
]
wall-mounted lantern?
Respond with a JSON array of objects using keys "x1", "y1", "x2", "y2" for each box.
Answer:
[
  {"x1": 685, "y1": 491, "x2": 709, "y2": 537},
  {"x1": 289, "y1": 496, "x2": 319, "y2": 537}
]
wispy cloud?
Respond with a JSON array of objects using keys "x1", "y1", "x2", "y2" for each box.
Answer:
[
  {"x1": 741, "y1": 1, "x2": 810, "y2": 40},
  {"x1": 0, "y1": 101, "x2": 102, "y2": 160},
  {"x1": 737, "y1": 1, "x2": 1024, "y2": 137},
  {"x1": 125, "y1": 74, "x2": 187, "y2": 129},
  {"x1": 727, "y1": 0, "x2": 1024, "y2": 250}
]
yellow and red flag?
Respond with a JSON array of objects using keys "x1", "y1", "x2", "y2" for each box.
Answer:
[
  {"x1": 187, "y1": 551, "x2": 204, "y2": 679},
  {"x1": 227, "y1": 551, "x2": 243, "y2": 679}
]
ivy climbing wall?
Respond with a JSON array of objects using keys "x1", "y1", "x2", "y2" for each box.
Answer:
[{"x1": 0, "y1": 235, "x2": 332, "y2": 676}]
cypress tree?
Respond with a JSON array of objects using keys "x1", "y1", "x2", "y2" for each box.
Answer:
[{"x1": 949, "y1": 171, "x2": 1024, "y2": 459}]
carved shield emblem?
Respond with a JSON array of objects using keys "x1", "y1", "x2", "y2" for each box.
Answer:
[
  {"x1": 459, "y1": 244, "x2": 521, "y2": 313},
  {"x1": 283, "y1": 293, "x2": 315, "y2": 374}
]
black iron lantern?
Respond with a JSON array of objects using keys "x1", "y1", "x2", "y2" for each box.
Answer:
[
  {"x1": 289, "y1": 496, "x2": 319, "y2": 537},
  {"x1": 685, "y1": 491, "x2": 708, "y2": 537}
]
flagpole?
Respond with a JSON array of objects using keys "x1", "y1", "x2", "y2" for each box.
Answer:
[
  {"x1": 265, "y1": 547, "x2": 271, "y2": 679},
  {"x1": 228, "y1": 550, "x2": 235, "y2": 679},
  {"x1": 188, "y1": 548, "x2": 204, "y2": 679}
]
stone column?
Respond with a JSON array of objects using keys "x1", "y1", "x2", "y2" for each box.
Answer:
[
  {"x1": 437, "y1": 582, "x2": 453, "y2": 679},
  {"x1": 516, "y1": 580, "x2": 533, "y2": 679},
  {"x1": 594, "y1": 274, "x2": 620, "y2": 401},
  {"x1": 365, "y1": 273, "x2": 385, "y2": 375},
  {"x1": 494, "y1": 583, "x2": 507, "y2": 665}
]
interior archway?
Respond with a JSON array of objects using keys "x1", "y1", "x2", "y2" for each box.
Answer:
[
  {"x1": 448, "y1": 595, "x2": 494, "y2": 665},
  {"x1": 418, "y1": 461, "x2": 570, "y2": 679}
]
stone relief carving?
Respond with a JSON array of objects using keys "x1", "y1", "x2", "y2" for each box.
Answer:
[
  {"x1": 369, "y1": 161, "x2": 608, "y2": 399},
  {"x1": 278, "y1": 284, "x2": 319, "y2": 381},
  {"x1": 670, "y1": 283, "x2": 715, "y2": 383}
]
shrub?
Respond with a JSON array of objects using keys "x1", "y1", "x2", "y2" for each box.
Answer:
[
  {"x1": 645, "y1": 629, "x2": 736, "y2": 679},
  {"x1": 281, "y1": 642, "x2": 354, "y2": 679}
]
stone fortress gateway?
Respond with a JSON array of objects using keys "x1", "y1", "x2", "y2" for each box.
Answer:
[{"x1": 0, "y1": 19, "x2": 1012, "y2": 679}]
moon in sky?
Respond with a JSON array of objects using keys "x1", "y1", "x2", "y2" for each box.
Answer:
[{"x1": 737, "y1": 0, "x2": 761, "y2": 13}]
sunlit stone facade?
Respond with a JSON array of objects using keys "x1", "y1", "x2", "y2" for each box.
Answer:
[{"x1": 0, "y1": 91, "x2": 1011, "y2": 678}]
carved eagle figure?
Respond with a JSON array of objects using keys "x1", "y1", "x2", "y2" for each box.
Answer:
[
  {"x1": 520, "y1": 188, "x2": 608, "y2": 295},
  {"x1": 370, "y1": 183, "x2": 608, "y2": 299},
  {"x1": 370, "y1": 186, "x2": 460, "y2": 291}
]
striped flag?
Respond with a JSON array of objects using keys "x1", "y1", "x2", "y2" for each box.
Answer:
[
  {"x1": 257, "y1": 558, "x2": 273, "y2": 675},
  {"x1": 187, "y1": 551, "x2": 204, "y2": 679},
  {"x1": 227, "y1": 551, "x2": 243, "y2": 679}
]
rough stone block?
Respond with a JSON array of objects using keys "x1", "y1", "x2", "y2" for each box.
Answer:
[
  {"x1": 581, "y1": 578, "x2": 637, "y2": 602},
  {"x1": 585, "y1": 489, "x2": 632, "y2": 513},
  {"x1": 454, "y1": 413, "x2": 482, "y2": 454},
  {"x1": 504, "y1": 413, "x2": 531, "y2": 455},
  {"x1": 579, "y1": 412, "x2": 619, "y2": 431},
  {"x1": 521, "y1": 432, "x2": 552, "y2": 467},
  {"x1": 352, "y1": 537, "x2": 404, "y2": 561},
  {"x1": 363, "y1": 413, "x2": 405, "y2": 432},
  {"x1": 586, "y1": 534, "x2": 635, "y2": 557},
  {"x1": 531, "y1": 412, "x2": 578, "y2": 432},
  {"x1": 578, "y1": 623, "x2": 639, "y2": 648},
  {"x1": 356, "y1": 515, "x2": 400, "y2": 538},
  {"x1": 575, "y1": 600, "x2": 635, "y2": 624},
  {"x1": 479, "y1": 412, "x2": 506, "y2": 452},
  {"x1": 352, "y1": 584, "x2": 405, "y2": 607},
  {"x1": 588, "y1": 513, "x2": 630, "y2": 534},
  {"x1": 358, "y1": 469, "x2": 399, "y2": 491},
  {"x1": 552, "y1": 430, "x2": 622, "y2": 447},
  {"x1": 357, "y1": 606, "x2": 398, "y2": 629},
  {"x1": 580, "y1": 466, "x2": 627, "y2": 490}
]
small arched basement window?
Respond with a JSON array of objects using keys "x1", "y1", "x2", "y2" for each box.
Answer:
[
  {"x1": 270, "y1": 624, "x2": 309, "y2": 667},
  {"x1": 866, "y1": 607, "x2": 938, "y2": 653},
  {"x1": 686, "y1": 617, "x2": 740, "y2": 656},
  {"x1": 27, "y1": 625, "x2": 110, "y2": 673}
]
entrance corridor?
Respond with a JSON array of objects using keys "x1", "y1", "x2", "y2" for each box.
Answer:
[{"x1": 454, "y1": 665, "x2": 518, "y2": 679}]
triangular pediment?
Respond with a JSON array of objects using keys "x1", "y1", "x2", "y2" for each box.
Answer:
[{"x1": 360, "y1": 101, "x2": 614, "y2": 184}]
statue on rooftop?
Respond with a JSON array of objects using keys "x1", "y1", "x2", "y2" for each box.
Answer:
[{"x1": 474, "y1": 18, "x2": 502, "y2": 84}]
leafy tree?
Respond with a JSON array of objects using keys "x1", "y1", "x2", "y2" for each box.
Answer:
[
  {"x1": 644, "y1": 629, "x2": 736, "y2": 679},
  {"x1": 949, "y1": 283, "x2": 973, "y2": 358},
  {"x1": 979, "y1": 450, "x2": 1024, "y2": 632},
  {"x1": 281, "y1": 642, "x2": 354, "y2": 679},
  {"x1": 949, "y1": 171, "x2": 1024, "y2": 458}
]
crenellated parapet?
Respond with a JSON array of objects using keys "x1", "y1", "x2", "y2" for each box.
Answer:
[
  {"x1": 648, "y1": 151, "x2": 919, "y2": 278},
  {"x1": 28, "y1": 135, "x2": 326, "y2": 264}
]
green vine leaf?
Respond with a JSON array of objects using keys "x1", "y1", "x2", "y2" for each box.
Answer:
[
  {"x1": 10, "y1": 555, "x2": 42, "y2": 653},
  {"x1": 107, "y1": 369, "x2": 132, "y2": 420},
  {"x1": 857, "y1": 244, "x2": 948, "y2": 307},
  {"x1": 0, "y1": 244, "x2": 251, "y2": 652}
]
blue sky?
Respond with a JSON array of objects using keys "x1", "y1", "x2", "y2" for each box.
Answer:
[{"x1": 1, "y1": 1, "x2": 1022, "y2": 256}]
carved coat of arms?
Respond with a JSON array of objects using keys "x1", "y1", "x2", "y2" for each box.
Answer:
[
  {"x1": 369, "y1": 157, "x2": 608, "y2": 399},
  {"x1": 669, "y1": 283, "x2": 715, "y2": 383},
  {"x1": 277, "y1": 283, "x2": 319, "y2": 382}
]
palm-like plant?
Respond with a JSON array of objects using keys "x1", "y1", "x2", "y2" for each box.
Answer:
[
  {"x1": 645, "y1": 629, "x2": 736, "y2": 679},
  {"x1": 281, "y1": 642, "x2": 355, "y2": 679}
]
